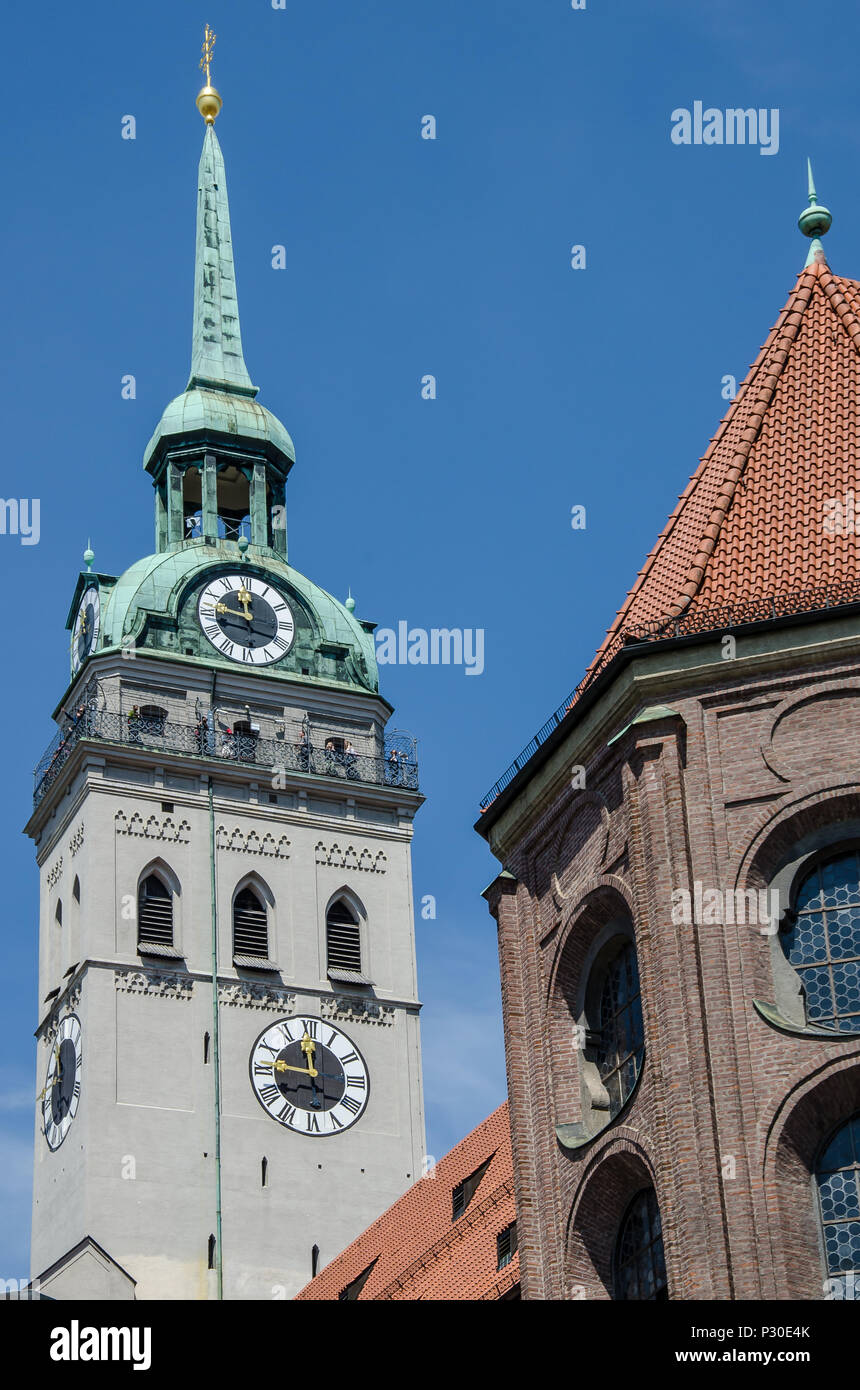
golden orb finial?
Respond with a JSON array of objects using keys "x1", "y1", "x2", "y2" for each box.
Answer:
[{"x1": 196, "y1": 24, "x2": 222, "y2": 124}]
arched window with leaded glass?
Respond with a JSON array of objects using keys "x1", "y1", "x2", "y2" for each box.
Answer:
[
  {"x1": 614, "y1": 1188, "x2": 668, "y2": 1301},
  {"x1": 782, "y1": 851, "x2": 860, "y2": 1032},
  {"x1": 815, "y1": 1115, "x2": 860, "y2": 1300},
  {"x1": 595, "y1": 940, "x2": 644, "y2": 1116}
]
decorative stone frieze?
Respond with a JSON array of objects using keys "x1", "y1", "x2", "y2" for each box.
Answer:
[
  {"x1": 114, "y1": 969, "x2": 194, "y2": 1001},
  {"x1": 320, "y1": 995, "x2": 395, "y2": 1026},
  {"x1": 46, "y1": 857, "x2": 63, "y2": 889},
  {"x1": 216, "y1": 825, "x2": 290, "y2": 857},
  {"x1": 44, "y1": 985, "x2": 83, "y2": 1043},
  {"x1": 314, "y1": 840, "x2": 388, "y2": 873},
  {"x1": 68, "y1": 823, "x2": 85, "y2": 856},
  {"x1": 115, "y1": 810, "x2": 191, "y2": 842},
  {"x1": 218, "y1": 981, "x2": 296, "y2": 1011}
]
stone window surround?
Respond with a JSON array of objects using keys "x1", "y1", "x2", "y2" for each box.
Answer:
[{"x1": 766, "y1": 819, "x2": 860, "y2": 1034}]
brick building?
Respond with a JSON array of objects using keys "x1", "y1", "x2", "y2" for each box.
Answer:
[
  {"x1": 296, "y1": 1103, "x2": 518, "y2": 1300},
  {"x1": 476, "y1": 177, "x2": 860, "y2": 1301}
]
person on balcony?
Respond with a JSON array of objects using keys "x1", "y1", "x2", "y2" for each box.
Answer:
[
  {"x1": 127, "y1": 706, "x2": 141, "y2": 744},
  {"x1": 344, "y1": 740, "x2": 358, "y2": 778}
]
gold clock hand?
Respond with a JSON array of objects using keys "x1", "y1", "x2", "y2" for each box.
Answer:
[
  {"x1": 215, "y1": 602, "x2": 253, "y2": 622},
  {"x1": 272, "y1": 1058, "x2": 318, "y2": 1079}
]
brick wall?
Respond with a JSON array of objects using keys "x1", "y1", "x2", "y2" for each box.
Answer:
[{"x1": 485, "y1": 635, "x2": 860, "y2": 1300}]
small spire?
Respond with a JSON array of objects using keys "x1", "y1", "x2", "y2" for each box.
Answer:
[
  {"x1": 798, "y1": 159, "x2": 832, "y2": 267},
  {"x1": 345, "y1": 589, "x2": 356, "y2": 613},
  {"x1": 196, "y1": 24, "x2": 222, "y2": 125},
  {"x1": 187, "y1": 33, "x2": 257, "y2": 399},
  {"x1": 83, "y1": 540, "x2": 94, "y2": 573}
]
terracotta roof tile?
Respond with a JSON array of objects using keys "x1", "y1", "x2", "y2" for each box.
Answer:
[
  {"x1": 295, "y1": 1103, "x2": 516, "y2": 1301},
  {"x1": 587, "y1": 258, "x2": 860, "y2": 672}
]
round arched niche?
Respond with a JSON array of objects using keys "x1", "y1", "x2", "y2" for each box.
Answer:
[
  {"x1": 548, "y1": 881, "x2": 639, "y2": 1147},
  {"x1": 565, "y1": 1141, "x2": 660, "y2": 1300},
  {"x1": 767, "y1": 689, "x2": 860, "y2": 783},
  {"x1": 765, "y1": 1058, "x2": 860, "y2": 1301}
]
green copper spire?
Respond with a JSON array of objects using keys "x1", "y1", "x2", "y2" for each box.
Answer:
[
  {"x1": 187, "y1": 124, "x2": 257, "y2": 397},
  {"x1": 798, "y1": 159, "x2": 832, "y2": 267}
]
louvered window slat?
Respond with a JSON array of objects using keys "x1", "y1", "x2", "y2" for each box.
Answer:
[
  {"x1": 138, "y1": 876, "x2": 173, "y2": 946},
  {"x1": 233, "y1": 888, "x2": 268, "y2": 957},
  {"x1": 326, "y1": 902, "x2": 361, "y2": 972}
]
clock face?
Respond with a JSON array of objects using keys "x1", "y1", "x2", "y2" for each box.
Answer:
[
  {"x1": 42, "y1": 1014, "x2": 82, "y2": 1151},
  {"x1": 249, "y1": 1016, "x2": 370, "y2": 1136},
  {"x1": 71, "y1": 587, "x2": 100, "y2": 674},
  {"x1": 197, "y1": 573, "x2": 296, "y2": 665}
]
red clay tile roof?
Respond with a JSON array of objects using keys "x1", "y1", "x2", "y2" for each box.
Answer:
[
  {"x1": 587, "y1": 258, "x2": 860, "y2": 674},
  {"x1": 295, "y1": 1102, "x2": 518, "y2": 1301},
  {"x1": 479, "y1": 256, "x2": 860, "y2": 815}
]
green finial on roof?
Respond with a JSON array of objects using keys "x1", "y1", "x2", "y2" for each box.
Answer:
[
  {"x1": 345, "y1": 589, "x2": 356, "y2": 613},
  {"x1": 237, "y1": 533, "x2": 250, "y2": 562},
  {"x1": 83, "y1": 540, "x2": 94, "y2": 572},
  {"x1": 798, "y1": 159, "x2": 832, "y2": 267},
  {"x1": 187, "y1": 117, "x2": 257, "y2": 398}
]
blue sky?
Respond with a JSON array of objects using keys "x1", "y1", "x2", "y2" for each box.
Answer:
[{"x1": 3, "y1": 0, "x2": 860, "y2": 1277}]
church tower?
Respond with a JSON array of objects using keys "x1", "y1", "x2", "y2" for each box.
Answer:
[
  {"x1": 25, "y1": 39, "x2": 425, "y2": 1301},
  {"x1": 478, "y1": 169, "x2": 860, "y2": 1301}
]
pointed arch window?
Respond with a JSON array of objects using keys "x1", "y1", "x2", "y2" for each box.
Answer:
[
  {"x1": 815, "y1": 1115, "x2": 860, "y2": 1299},
  {"x1": 782, "y1": 851, "x2": 860, "y2": 1031},
  {"x1": 614, "y1": 1188, "x2": 668, "y2": 1301},
  {"x1": 138, "y1": 873, "x2": 174, "y2": 948},
  {"x1": 233, "y1": 885, "x2": 269, "y2": 962},
  {"x1": 326, "y1": 899, "x2": 362, "y2": 975}
]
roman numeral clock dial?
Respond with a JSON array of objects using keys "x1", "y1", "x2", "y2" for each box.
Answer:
[
  {"x1": 249, "y1": 1017, "x2": 370, "y2": 1136},
  {"x1": 197, "y1": 573, "x2": 296, "y2": 665},
  {"x1": 40, "y1": 1014, "x2": 82, "y2": 1151}
]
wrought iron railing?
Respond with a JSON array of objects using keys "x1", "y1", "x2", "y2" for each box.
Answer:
[
  {"x1": 478, "y1": 579, "x2": 860, "y2": 812},
  {"x1": 33, "y1": 710, "x2": 418, "y2": 807}
]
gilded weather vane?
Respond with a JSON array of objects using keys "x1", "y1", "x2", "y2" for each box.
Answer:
[
  {"x1": 200, "y1": 24, "x2": 216, "y2": 85},
  {"x1": 196, "y1": 24, "x2": 223, "y2": 125}
]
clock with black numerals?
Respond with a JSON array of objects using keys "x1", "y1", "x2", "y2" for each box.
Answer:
[
  {"x1": 71, "y1": 586, "x2": 100, "y2": 674},
  {"x1": 249, "y1": 1015, "x2": 370, "y2": 1136},
  {"x1": 197, "y1": 573, "x2": 296, "y2": 665},
  {"x1": 41, "y1": 1014, "x2": 82, "y2": 1151}
]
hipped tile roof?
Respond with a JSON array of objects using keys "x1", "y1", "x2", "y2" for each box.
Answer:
[
  {"x1": 295, "y1": 1102, "x2": 517, "y2": 1301},
  {"x1": 588, "y1": 258, "x2": 860, "y2": 672}
]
